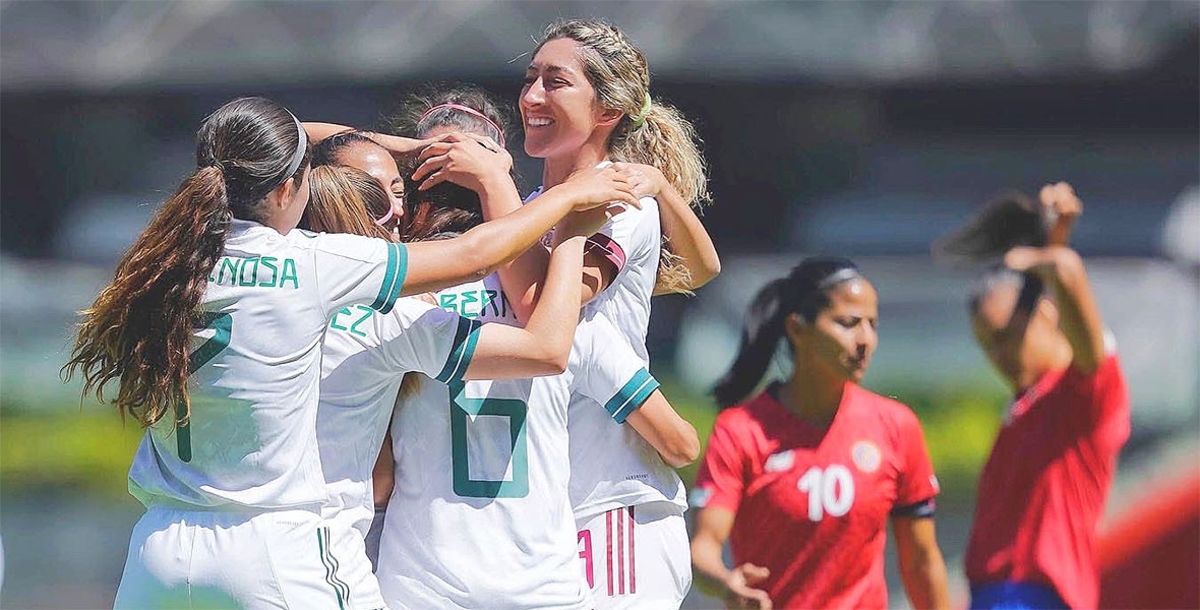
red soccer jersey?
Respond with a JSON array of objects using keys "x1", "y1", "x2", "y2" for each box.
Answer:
[
  {"x1": 966, "y1": 353, "x2": 1130, "y2": 609},
  {"x1": 693, "y1": 382, "x2": 940, "y2": 610}
]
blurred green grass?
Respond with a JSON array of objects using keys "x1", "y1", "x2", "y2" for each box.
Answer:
[
  {"x1": 1, "y1": 405, "x2": 144, "y2": 500},
  {"x1": 1, "y1": 373, "x2": 1006, "y2": 503}
]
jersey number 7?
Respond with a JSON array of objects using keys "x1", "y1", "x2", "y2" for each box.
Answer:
[
  {"x1": 176, "y1": 311, "x2": 232, "y2": 462},
  {"x1": 447, "y1": 381, "x2": 529, "y2": 498}
]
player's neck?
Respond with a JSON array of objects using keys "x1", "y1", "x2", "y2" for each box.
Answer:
[
  {"x1": 778, "y1": 369, "x2": 846, "y2": 426},
  {"x1": 542, "y1": 143, "x2": 609, "y2": 190}
]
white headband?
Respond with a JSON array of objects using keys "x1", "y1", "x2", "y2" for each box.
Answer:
[
  {"x1": 279, "y1": 110, "x2": 308, "y2": 184},
  {"x1": 816, "y1": 267, "x2": 862, "y2": 291}
]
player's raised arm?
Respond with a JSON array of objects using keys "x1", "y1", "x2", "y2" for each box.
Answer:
[
  {"x1": 411, "y1": 130, "x2": 547, "y2": 323},
  {"x1": 1002, "y1": 182, "x2": 1106, "y2": 374},
  {"x1": 611, "y1": 162, "x2": 721, "y2": 293},
  {"x1": 399, "y1": 165, "x2": 637, "y2": 297},
  {"x1": 304, "y1": 121, "x2": 434, "y2": 156},
  {"x1": 456, "y1": 212, "x2": 596, "y2": 379}
]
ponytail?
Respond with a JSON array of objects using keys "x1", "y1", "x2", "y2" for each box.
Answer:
[
  {"x1": 711, "y1": 256, "x2": 864, "y2": 408},
  {"x1": 617, "y1": 101, "x2": 711, "y2": 295},
  {"x1": 63, "y1": 166, "x2": 230, "y2": 427},
  {"x1": 712, "y1": 278, "x2": 790, "y2": 408},
  {"x1": 64, "y1": 96, "x2": 309, "y2": 428},
  {"x1": 933, "y1": 190, "x2": 1046, "y2": 264},
  {"x1": 612, "y1": 99, "x2": 709, "y2": 207}
]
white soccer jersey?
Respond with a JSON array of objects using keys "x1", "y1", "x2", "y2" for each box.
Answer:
[
  {"x1": 317, "y1": 297, "x2": 479, "y2": 539},
  {"x1": 528, "y1": 178, "x2": 688, "y2": 521},
  {"x1": 526, "y1": 176, "x2": 658, "y2": 359},
  {"x1": 376, "y1": 275, "x2": 659, "y2": 610},
  {"x1": 127, "y1": 219, "x2": 410, "y2": 511}
]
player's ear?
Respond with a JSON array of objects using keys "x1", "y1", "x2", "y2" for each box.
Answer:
[
  {"x1": 783, "y1": 312, "x2": 808, "y2": 347},
  {"x1": 595, "y1": 105, "x2": 623, "y2": 128}
]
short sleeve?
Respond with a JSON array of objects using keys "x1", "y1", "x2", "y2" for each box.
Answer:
[
  {"x1": 894, "y1": 409, "x2": 939, "y2": 509},
  {"x1": 376, "y1": 297, "x2": 481, "y2": 385},
  {"x1": 587, "y1": 196, "x2": 657, "y2": 277},
  {"x1": 1065, "y1": 352, "x2": 1129, "y2": 418},
  {"x1": 1061, "y1": 351, "x2": 1130, "y2": 446},
  {"x1": 310, "y1": 233, "x2": 408, "y2": 315},
  {"x1": 572, "y1": 315, "x2": 660, "y2": 424},
  {"x1": 692, "y1": 412, "x2": 748, "y2": 514}
]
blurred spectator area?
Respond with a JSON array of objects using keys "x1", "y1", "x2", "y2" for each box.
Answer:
[{"x1": 2, "y1": 1, "x2": 1198, "y2": 260}]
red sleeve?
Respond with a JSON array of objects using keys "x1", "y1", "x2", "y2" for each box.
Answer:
[
  {"x1": 1086, "y1": 353, "x2": 1128, "y2": 418},
  {"x1": 894, "y1": 409, "x2": 939, "y2": 507},
  {"x1": 1082, "y1": 353, "x2": 1132, "y2": 446},
  {"x1": 692, "y1": 411, "x2": 749, "y2": 514},
  {"x1": 1061, "y1": 352, "x2": 1131, "y2": 434}
]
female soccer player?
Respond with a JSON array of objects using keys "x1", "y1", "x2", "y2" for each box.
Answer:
[
  {"x1": 301, "y1": 163, "x2": 603, "y2": 610},
  {"x1": 360, "y1": 95, "x2": 693, "y2": 608},
  {"x1": 311, "y1": 130, "x2": 406, "y2": 236},
  {"x1": 388, "y1": 85, "x2": 515, "y2": 242},
  {"x1": 940, "y1": 183, "x2": 1130, "y2": 610},
  {"x1": 61, "y1": 96, "x2": 636, "y2": 608},
  {"x1": 690, "y1": 257, "x2": 950, "y2": 610},
  {"x1": 405, "y1": 22, "x2": 718, "y2": 608}
]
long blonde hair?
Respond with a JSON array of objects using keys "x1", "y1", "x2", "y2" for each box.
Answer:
[
  {"x1": 537, "y1": 19, "x2": 710, "y2": 293},
  {"x1": 301, "y1": 164, "x2": 430, "y2": 398},
  {"x1": 302, "y1": 165, "x2": 394, "y2": 241}
]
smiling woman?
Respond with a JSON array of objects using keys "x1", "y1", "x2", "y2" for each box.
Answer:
[
  {"x1": 489, "y1": 21, "x2": 721, "y2": 609},
  {"x1": 690, "y1": 257, "x2": 951, "y2": 610},
  {"x1": 496, "y1": 21, "x2": 720, "y2": 609}
]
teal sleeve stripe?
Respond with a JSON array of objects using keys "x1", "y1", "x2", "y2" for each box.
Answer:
[
  {"x1": 613, "y1": 376, "x2": 659, "y2": 424},
  {"x1": 435, "y1": 317, "x2": 483, "y2": 384},
  {"x1": 456, "y1": 321, "x2": 481, "y2": 381},
  {"x1": 604, "y1": 368, "x2": 660, "y2": 424},
  {"x1": 377, "y1": 243, "x2": 408, "y2": 314},
  {"x1": 370, "y1": 242, "x2": 400, "y2": 311}
]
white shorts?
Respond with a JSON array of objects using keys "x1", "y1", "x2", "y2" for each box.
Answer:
[
  {"x1": 114, "y1": 507, "x2": 378, "y2": 610},
  {"x1": 575, "y1": 503, "x2": 691, "y2": 610},
  {"x1": 327, "y1": 519, "x2": 388, "y2": 610}
]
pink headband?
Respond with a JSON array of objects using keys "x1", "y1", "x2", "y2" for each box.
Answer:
[
  {"x1": 418, "y1": 103, "x2": 506, "y2": 147},
  {"x1": 374, "y1": 206, "x2": 396, "y2": 227}
]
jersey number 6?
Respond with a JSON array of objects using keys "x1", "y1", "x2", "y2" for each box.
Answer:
[
  {"x1": 176, "y1": 311, "x2": 233, "y2": 463},
  {"x1": 447, "y1": 381, "x2": 529, "y2": 498}
]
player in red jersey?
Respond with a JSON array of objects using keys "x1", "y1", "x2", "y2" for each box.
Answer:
[
  {"x1": 939, "y1": 183, "x2": 1130, "y2": 609},
  {"x1": 691, "y1": 257, "x2": 950, "y2": 610}
]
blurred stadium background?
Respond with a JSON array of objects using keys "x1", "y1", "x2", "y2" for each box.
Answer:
[{"x1": 1, "y1": 1, "x2": 1197, "y2": 608}]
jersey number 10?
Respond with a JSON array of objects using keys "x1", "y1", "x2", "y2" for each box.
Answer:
[{"x1": 797, "y1": 465, "x2": 856, "y2": 522}]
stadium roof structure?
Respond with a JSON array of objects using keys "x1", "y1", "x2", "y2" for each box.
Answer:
[{"x1": 2, "y1": 0, "x2": 1196, "y2": 93}]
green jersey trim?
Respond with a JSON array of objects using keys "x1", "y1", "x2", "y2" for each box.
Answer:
[
  {"x1": 371, "y1": 242, "x2": 409, "y2": 314},
  {"x1": 604, "y1": 368, "x2": 660, "y2": 424},
  {"x1": 435, "y1": 316, "x2": 482, "y2": 384}
]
